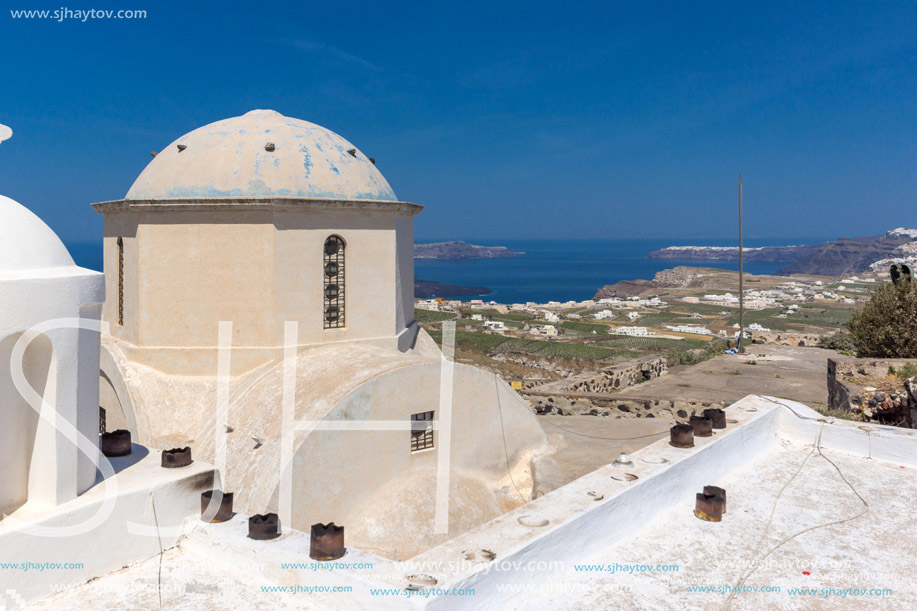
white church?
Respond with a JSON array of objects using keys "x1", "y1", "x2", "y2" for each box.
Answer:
[
  {"x1": 0, "y1": 111, "x2": 547, "y2": 576},
  {"x1": 3, "y1": 114, "x2": 913, "y2": 611}
]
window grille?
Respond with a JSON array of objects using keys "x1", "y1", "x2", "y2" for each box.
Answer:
[
  {"x1": 411, "y1": 411, "x2": 435, "y2": 452},
  {"x1": 117, "y1": 237, "x2": 124, "y2": 326},
  {"x1": 323, "y1": 236, "x2": 345, "y2": 329}
]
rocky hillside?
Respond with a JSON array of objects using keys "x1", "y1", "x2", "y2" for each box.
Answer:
[
  {"x1": 594, "y1": 266, "x2": 703, "y2": 299},
  {"x1": 414, "y1": 241, "x2": 523, "y2": 260},
  {"x1": 646, "y1": 230, "x2": 917, "y2": 276},
  {"x1": 778, "y1": 235, "x2": 912, "y2": 276},
  {"x1": 647, "y1": 244, "x2": 819, "y2": 262}
]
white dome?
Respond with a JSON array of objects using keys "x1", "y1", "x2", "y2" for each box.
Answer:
[
  {"x1": 125, "y1": 110, "x2": 398, "y2": 202},
  {"x1": 0, "y1": 195, "x2": 75, "y2": 272}
]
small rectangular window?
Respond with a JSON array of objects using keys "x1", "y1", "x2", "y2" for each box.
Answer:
[
  {"x1": 117, "y1": 237, "x2": 124, "y2": 326},
  {"x1": 410, "y1": 411, "x2": 435, "y2": 452},
  {"x1": 323, "y1": 236, "x2": 345, "y2": 329}
]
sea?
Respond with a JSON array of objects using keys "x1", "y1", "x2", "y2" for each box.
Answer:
[{"x1": 65, "y1": 237, "x2": 824, "y2": 305}]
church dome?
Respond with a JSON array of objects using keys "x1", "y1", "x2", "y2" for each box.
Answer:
[
  {"x1": 0, "y1": 195, "x2": 75, "y2": 272},
  {"x1": 125, "y1": 110, "x2": 397, "y2": 202}
]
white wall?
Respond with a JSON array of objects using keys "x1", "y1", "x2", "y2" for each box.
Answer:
[
  {"x1": 0, "y1": 270, "x2": 104, "y2": 511},
  {"x1": 0, "y1": 333, "x2": 49, "y2": 515}
]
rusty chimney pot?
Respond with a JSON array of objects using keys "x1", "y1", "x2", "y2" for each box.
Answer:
[
  {"x1": 201, "y1": 490, "x2": 234, "y2": 523},
  {"x1": 248, "y1": 513, "x2": 281, "y2": 540},
  {"x1": 704, "y1": 408, "x2": 727, "y2": 429},
  {"x1": 100, "y1": 429, "x2": 132, "y2": 457},
  {"x1": 695, "y1": 491, "x2": 725, "y2": 522},
  {"x1": 310, "y1": 523, "x2": 346, "y2": 561},
  {"x1": 161, "y1": 447, "x2": 192, "y2": 468},
  {"x1": 690, "y1": 414, "x2": 713, "y2": 437},
  {"x1": 703, "y1": 485, "x2": 726, "y2": 514},
  {"x1": 670, "y1": 423, "x2": 694, "y2": 448}
]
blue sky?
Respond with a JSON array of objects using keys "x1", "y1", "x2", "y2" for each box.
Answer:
[{"x1": 1, "y1": 1, "x2": 915, "y2": 243}]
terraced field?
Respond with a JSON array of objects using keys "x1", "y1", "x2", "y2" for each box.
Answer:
[
  {"x1": 596, "y1": 336, "x2": 708, "y2": 350},
  {"x1": 560, "y1": 321, "x2": 611, "y2": 335}
]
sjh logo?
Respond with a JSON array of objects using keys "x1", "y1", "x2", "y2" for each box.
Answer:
[{"x1": 1, "y1": 589, "x2": 26, "y2": 611}]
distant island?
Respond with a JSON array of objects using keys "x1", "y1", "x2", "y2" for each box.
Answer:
[
  {"x1": 415, "y1": 279, "x2": 491, "y2": 299},
  {"x1": 594, "y1": 266, "x2": 704, "y2": 300},
  {"x1": 414, "y1": 241, "x2": 524, "y2": 260},
  {"x1": 646, "y1": 228, "x2": 917, "y2": 276}
]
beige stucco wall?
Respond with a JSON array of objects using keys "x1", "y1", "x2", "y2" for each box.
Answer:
[
  {"x1": 139, "y1": 211, "x2": 275, "y2": 349},
  {"x1": 101, "y1": 205, "x2": 417, "y2": 376},
  {"x1": 293, "y1": 362, "x2": 545, "y2": 558},
  {"x1": 92, "y1": 198, "x2": 543, "y2": 558},
  {"x1": 272, "y1": 208, "x2": 404, "y2": 345},
  {"x1": 98, "y1": 316, "x2": 546, "y2": 560},
  {"x1": 185, "y1": 343, "x2": 547, "y2": 559},
  {"x1": 101, "y1": 212, "x2": 139, "y2": 345},
  {"x1": 99, "y1": 373, "x2": 129, "y2": 433}
]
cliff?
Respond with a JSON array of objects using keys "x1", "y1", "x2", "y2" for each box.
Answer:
[
  {"x1": 414, "y1": 241, "x2": 524, "y2": 260},
  {"x1": 594, "y1": 266, "x2": 703, "y2": 299},
  {"x1": 646, "y1": 232, "x2": 916, "y2": 276},
  {"x1": 778, "y1": 235, "x2": 911, "y2": 276},
  {"x1": 646, "y1": 244, "x2": 819, "y2": 263}
]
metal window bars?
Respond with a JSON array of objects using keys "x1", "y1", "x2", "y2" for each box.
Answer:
[
  {"x1": 323, "y1": 236, "x2": 345, "y2": 329},
  {"x1": 411, "y1": 411, "x2": 435, "y2": 452}
]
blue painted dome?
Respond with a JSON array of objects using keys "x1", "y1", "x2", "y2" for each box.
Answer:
[{"x1": 126, "y1": 110, "x2": 397, "y2": 201}]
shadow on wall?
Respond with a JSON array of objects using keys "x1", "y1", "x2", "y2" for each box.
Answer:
[{"x1": 0, "y1": 332, "x2": 55, "y2": 518}]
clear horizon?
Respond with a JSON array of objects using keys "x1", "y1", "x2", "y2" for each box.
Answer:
[{"x1": 2, "y1": 1, "x2": 915, "y2": 243}]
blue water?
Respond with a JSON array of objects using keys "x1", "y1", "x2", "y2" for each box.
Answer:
[
  {"x1": 65, "y1": 237, "x2": 824, "y2": 305},
  {"x1": 415, "y1": 238, "x2": 823, "y2": 303}
]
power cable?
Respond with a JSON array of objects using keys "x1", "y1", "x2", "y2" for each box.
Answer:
[{"x1": 722, "y1": 417, "x2": 870, "y2": 610}]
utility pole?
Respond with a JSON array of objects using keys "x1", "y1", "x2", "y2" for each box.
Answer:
[{"x1": 738, "y1": 174, "x2": 745, "y2": 354}]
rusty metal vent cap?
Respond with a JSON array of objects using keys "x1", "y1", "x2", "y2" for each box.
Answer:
[
  {"x1": 161, "y1": 446, "x2": 192, "y2": 468},
  {"x1": 249, "y1": 513, "x2": 281, "y2": 540},
  {"x1": 695, "y1": 491, "x2": 725, "y2": 522},
  {"x1": 703, "y1": 408, "x2": 727, "y2": 429},
  {"x1": 670, "y1": 423, "x2": 695, "y2": 448},
  {"x1": 703, "y1": 485, "x2": 726, "y2": 514},
  {"x1": 201, "y1": 490, "x2": 234, "y2": 523},
  {"x1": 310, "y1": 522, "x2": 346, "y2": 561},
  {"x1": 100, "y1": 429, "x2": 132, "y2": 457},
  {"x1": 689, "y1": 414, "x2": 714, "y2": 437}
]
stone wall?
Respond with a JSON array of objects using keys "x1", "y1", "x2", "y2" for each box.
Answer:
[
  {"x1": 567, "y1": 356, "x2": 667, "y2": 393},
  {"x1": 490, "y1": 353, "x2": 578, "y2": 377},
  {"x1": 827, "y1": 357, "x2": 917, "y2": 427},
  {"x1": 750, "y1": 331, "x2": 823, "y2": 347},
  {"x1": 520, "y1": 355, "x2": 699, "y2": 419},
  {"x1": 525, "y1": 393, "x2": 725, "y2": 421}
]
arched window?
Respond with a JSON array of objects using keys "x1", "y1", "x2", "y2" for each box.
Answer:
[
  {"x1": 323, "y1": 236, "x2": 345, "y2": 329},
  {"x1": 117, "y1": 237, "x2": 124, "y2": 326}
]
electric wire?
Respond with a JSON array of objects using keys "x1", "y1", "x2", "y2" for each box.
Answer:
[
  {"x1": 150, "y1": 493, "x2": 165, "y2": 611},
  {"x1": 722, "y1": 408, "x2": 871, "y2": 610},
  {"x1": 494, "y1": 376, "x2": 528, "y2": 502},
  {"x1": 539, "y1": 417, "x2": 670, "y2": 441}
]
